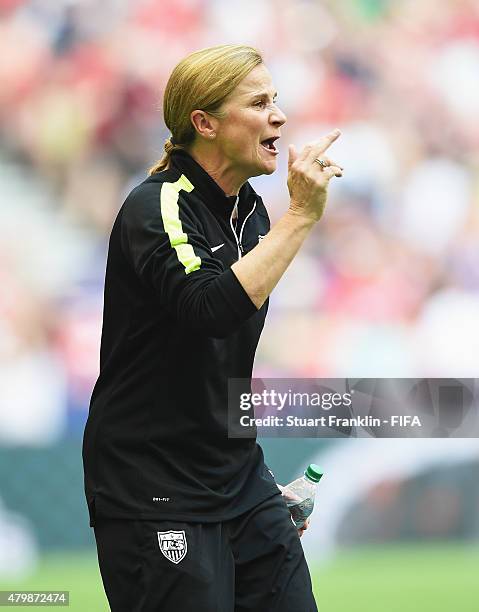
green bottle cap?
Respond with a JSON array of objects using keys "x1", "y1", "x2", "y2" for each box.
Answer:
[{"x1": 304, "y1": 464, "x2": 323, "y2": 483}]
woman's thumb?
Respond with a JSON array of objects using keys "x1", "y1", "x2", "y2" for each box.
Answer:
[{"x1": 288, "y1": 144, "x2": 297, "y2": 170}]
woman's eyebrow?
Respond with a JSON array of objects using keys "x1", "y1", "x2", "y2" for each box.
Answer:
[{"x1": 250, "y1": 91, "x2": 278, "y2": 99}]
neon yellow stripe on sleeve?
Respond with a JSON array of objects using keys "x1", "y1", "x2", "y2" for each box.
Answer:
[{"x1": 160, "y1": 174, "x2": 201, "y2": 274}]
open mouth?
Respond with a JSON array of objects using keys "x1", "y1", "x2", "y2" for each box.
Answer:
[{"x1": 260, "y1": 136, "x2": 279, "y2": 154}]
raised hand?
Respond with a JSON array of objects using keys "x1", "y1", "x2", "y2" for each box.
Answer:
[{"x1": 287, "y1": 129, "x2": 343, "y2": 224}]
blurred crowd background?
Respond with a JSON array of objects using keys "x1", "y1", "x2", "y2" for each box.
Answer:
[{"x1": 0, "y1": 0, "x2": 478, "y2": 608}]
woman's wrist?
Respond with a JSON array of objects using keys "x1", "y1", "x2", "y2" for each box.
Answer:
[{"x1": 284, "y1": 206, "x2": 317, "y2": 230}]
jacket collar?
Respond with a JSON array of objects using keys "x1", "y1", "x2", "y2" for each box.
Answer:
[{"x1": 169, "y1": 149, "x2": 257, "y2": 220}]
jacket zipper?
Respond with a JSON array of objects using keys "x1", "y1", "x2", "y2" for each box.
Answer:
[{"x1": 229, "y1": 198, "x2": 257, "y2": 260}]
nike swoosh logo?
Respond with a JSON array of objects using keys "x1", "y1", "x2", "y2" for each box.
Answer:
[{"x1": 211, "y1": 243, "x2": 225, "y2": 253}]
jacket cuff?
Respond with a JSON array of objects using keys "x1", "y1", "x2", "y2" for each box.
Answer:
[{"x1": 218, "y1": 268, "x2": 258, "y2": 320}]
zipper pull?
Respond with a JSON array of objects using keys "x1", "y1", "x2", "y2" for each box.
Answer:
[{"x1": 239, "y1": 243, "x2": 244, "y2": 254}]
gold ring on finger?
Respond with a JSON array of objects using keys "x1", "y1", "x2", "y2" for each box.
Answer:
[{"x1": 314, "y1": 158, "x2": 329, "y2": 168}]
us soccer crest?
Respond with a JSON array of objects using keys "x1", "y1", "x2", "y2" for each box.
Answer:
[{"x1": 157, "y1": 530, "x2": 187, "y2": 564}]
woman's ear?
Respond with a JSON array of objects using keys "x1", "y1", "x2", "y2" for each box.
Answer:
[{"x1": 190, "y1": 110, "x2": 217, "y2": 140}]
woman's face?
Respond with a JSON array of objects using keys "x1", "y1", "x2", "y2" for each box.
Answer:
[{"x1": 214, "y1": 64, "x2": 287, "y2": 178}]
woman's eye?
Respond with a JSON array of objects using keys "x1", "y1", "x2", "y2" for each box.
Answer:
[{"x1": 254, "y1": 99, "x2": 278, "y2": 109}]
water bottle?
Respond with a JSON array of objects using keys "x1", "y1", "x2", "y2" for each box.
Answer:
[{"x1": 282, "y1": 464, "x2": 323, "y2": 529}]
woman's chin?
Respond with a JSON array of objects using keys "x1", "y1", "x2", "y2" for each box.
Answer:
[
  {"x1": 262, "y1": 159, "x2": 277, "y2": 175},
  {"x1": 262, "y1": 154, "x2": 278, "y2": 170},
  {"x1": 245, "y1": 153, "x2": 277, "y2": 178}
]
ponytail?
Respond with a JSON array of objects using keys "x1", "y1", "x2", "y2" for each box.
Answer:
[{"x1": 148, "y1": 137, "x2": 184, "y2": 175}]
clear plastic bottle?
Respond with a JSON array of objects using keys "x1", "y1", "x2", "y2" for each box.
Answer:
[{"x1": 282, "y1": 464, "x2": 323, "y2": 529}]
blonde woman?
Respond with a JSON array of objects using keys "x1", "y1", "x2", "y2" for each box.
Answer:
[{"x1": 83, "y1": 44, "x2": 342, "y2": 611}]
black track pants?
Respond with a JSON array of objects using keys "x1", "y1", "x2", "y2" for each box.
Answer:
[{"x1": 93, "y1": 493, "x2": 318, "y2": 612}]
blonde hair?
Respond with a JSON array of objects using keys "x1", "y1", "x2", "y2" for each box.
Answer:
[{"x1": 148, "y1": 44, "x2": 263, "y2": 174}]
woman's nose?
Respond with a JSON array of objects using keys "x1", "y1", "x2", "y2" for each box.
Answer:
[{"x1": 271, "y1": 106, "x2": 287, "y2": 126}]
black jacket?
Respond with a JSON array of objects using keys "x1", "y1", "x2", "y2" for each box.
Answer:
[{"x1": 82, "y1": 149, "x2": 279, "y2": 526}]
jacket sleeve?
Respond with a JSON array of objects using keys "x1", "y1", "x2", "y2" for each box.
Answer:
[{"x1": 120, "y1": 180, "x2": 258, "y2": 339}]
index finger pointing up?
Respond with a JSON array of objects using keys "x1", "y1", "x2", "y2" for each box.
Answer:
[{"x1": 300, "y1": 128, "x2": 342, "y2": 162}]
